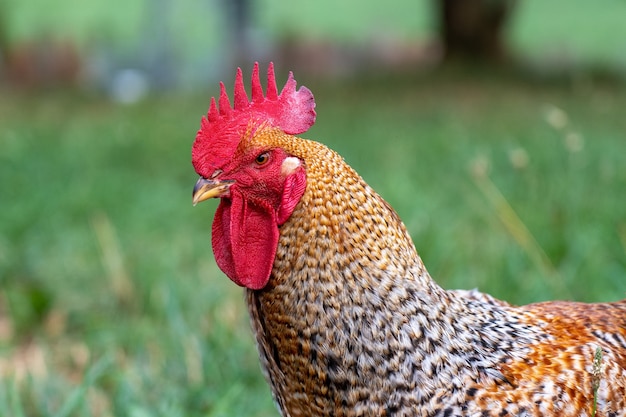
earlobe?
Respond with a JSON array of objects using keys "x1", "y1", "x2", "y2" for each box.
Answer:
[
  {"x1": 281, "y1": 156, "x2": 301, "y2": 176},
  {"x1": 277, "y1": 168, "x2": 307, "y2": 225}
]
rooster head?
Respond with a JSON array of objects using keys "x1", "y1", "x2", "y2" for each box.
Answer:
[{"x1": 191, "y1": 63, "x2": 316, "y2": 290}]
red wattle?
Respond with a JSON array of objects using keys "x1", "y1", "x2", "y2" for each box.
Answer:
[{"x1": 212, "y1": 194, "x2": 278, "y2": 290}]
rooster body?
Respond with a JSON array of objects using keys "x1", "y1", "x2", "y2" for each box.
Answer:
[{"x1": 192, "y1": 64, "x2": 626, "y2": 416}]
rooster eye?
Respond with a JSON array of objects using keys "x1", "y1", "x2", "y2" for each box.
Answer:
[{"x1": 255, "y1": 152, "x2": 270, "y2": 165}]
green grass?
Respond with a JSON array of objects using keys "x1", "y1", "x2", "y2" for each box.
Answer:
[{"x1": 1, "y1": 72, "x2": 625, "y2": 416}]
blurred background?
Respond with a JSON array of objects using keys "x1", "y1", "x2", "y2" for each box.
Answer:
[{"x1": 1, "y1": 0, "x2": 625, "y2": 415}]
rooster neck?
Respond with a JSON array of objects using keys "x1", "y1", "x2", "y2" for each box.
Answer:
[
  {"x1": 246, "y1": 138, "x2": 483, "y2": 412},
  {"x1": 244, "y1": 138, "x2": 570, "y2": 416},
  {"x1": 271, "y1": 137, "x2": 434, "y2": 292},
  {"x1": 260, "y1": 136, "x2": 458, "y2": 327}
]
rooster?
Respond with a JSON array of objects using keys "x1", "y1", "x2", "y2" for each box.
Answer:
[{"x1": 191, "y1": 63, "x2": 626, "y2": 417}]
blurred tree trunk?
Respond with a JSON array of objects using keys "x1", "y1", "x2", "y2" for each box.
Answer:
[
  {"x1": 437, "y1": 0, "x2": 516, "y2": 63},
  {"x1": 0, "y1": 0, "x2": 7, "y2": 74}
]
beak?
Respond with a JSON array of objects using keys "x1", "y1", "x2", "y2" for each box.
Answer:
[{"x1": 192, "y1": 177, "x2": 234, "y2": 206}]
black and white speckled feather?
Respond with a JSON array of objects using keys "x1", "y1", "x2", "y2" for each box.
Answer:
[{"x1": 238, "y1": 129, "x2": 626, "y2": 416}]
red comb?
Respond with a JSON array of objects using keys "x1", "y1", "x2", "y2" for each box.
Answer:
[{"x1": 192, "y1": 62, "x2": 316, "y2": 178}]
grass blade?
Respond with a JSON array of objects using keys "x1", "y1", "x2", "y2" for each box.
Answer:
[
  {"x1": 472, "y1": 168, "x2": 571, "y2": 298},
  {"x1": 52, "y1": 355, "x2": 112, "y2": 417}
]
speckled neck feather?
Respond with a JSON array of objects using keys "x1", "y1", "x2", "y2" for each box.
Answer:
[{"x1": 244, "y1": 129, "x2": 626, "y2": 417}]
